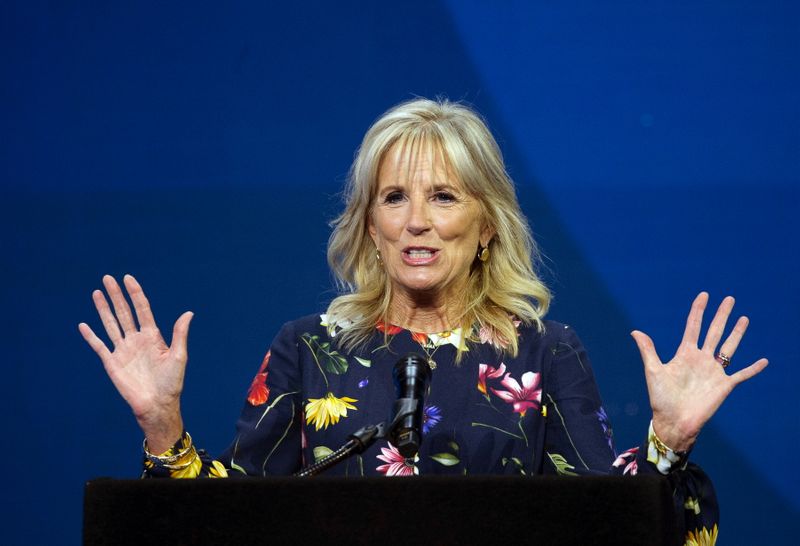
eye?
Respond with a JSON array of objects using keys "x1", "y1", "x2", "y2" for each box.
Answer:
[
  {"x1": 433, "y1": 191, "x2": 457, "y2": 203},
  {"x1": 383, "y1": 190, "x2": 405, "y2": 204}
]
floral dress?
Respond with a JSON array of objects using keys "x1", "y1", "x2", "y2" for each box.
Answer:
[{"x1": 144, "y1": 314, "x2": 719, "y2": 546}]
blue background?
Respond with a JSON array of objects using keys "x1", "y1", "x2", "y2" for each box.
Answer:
[{"x1": 2, "y1": 1, "x2": 798, "y2": 544}]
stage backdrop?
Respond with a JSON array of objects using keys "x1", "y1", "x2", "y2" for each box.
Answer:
[{"x1": 2, "y1": 1, "x2": 798, "y2": 544}]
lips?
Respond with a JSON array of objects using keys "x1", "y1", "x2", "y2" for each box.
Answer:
[{"x1": 402, "y1": 246, "x2": 439, "y2": 265}]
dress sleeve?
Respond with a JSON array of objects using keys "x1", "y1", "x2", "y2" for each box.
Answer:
[
  {"x1": 541, "y1": 324, "x2": 720, "y2": 545},
  {"x1": 142, "y1": 320, "x2": 304, "y2": 478}
]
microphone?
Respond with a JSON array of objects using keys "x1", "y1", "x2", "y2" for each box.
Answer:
[{"x1": 389, "y1": 353, "x2": 432, "y2": 458}]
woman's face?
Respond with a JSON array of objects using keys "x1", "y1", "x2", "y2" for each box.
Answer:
[{"x1": 368, "y1": 143, "x2": 493, "y2": 307}]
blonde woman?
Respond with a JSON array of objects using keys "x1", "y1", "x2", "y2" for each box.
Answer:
[{"x1": 81, "y1": 98, "x2": 765, "y2": 541}]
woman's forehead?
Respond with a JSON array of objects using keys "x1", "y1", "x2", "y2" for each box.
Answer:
[{"x1": 377, "y1": 140, "x2": 460, "y2": 188}]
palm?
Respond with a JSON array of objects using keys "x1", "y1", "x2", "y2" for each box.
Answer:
[
  {"x1": 79, "y1": 275, "x2": 193, "y2": 437},
  {"x1": 631, "y1": 293, "x2": 768, "y2": 451}
]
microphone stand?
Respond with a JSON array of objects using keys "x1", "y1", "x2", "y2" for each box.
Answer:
[
  {"x1": 293, "y1": 396, "x2": 421, "y2": 477},
  {"x1": 294, "y1": 422, "x2": 387, "y2": 477}
]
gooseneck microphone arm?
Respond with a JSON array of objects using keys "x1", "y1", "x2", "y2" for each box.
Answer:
[
  {"x1": 294, "y1": 352, "x2": 432, "y2": 477},
  {"x1": 294, "y1": 422, "x2": 386, "y2": 477}
]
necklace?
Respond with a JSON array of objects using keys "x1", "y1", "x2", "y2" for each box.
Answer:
[
  {"x1": 375, "y1": 320, "x2": 466, "y2": 370},
  {"x1": 408, "y1": 327, "x2": 465, "y2": 370}
]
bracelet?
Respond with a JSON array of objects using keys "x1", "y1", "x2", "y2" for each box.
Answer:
[
  {"x1": 143, "y1": 431, "x2": 194, "y2": 466},
  {"x1": 647, "y1": 421, "x2": 688, "y2": 475},
  {"x1": 159, "y1": 449, "x2": 199, "y2": 471}
]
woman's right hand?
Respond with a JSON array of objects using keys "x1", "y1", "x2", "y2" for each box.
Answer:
[{"x1": 79, "y1": 274, "x2": 193, "y2": 453}]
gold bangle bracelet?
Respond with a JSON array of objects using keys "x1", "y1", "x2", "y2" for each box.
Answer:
[
  {"x1": 160, "y1": 448, "x2": 199, "y2": 471},
  {"x1": 143, "y1": 431, "x2": 193, "y2": 465}
]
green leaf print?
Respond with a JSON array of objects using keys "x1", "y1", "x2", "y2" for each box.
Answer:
[
  {"x1": 313, "y1": 446, "x2": 333, "y2": 462},
  {"x1": 431, "y1": 453, "x2": 460, "y2": 466},
  {"x1": 501, "y1": 456, "x2": 526, "y2": 475},
  {"x1": 354, "y1": 356, "x2": 372, "y2": 368},
  {"x1": 547, "y1": 452, "x2": 578, "y2": 476},
  {"x1": 301, "y1": 332, "x2": 349, "y2": 376}
]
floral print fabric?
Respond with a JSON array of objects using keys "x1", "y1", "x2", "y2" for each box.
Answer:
[{"x1": 143, "y1": 314, "x2": 719, "y2": 544}]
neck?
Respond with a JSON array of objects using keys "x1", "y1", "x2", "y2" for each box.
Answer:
[{"x1": 388, "y1": 288, "x2": 463, "y2": 333}]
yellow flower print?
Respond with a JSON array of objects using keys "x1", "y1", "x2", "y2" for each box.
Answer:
[
  {"x1": 684, "y1": 524, "x2": 718, "y2": 546},
  {"x1": 208, "y1": 460, "x2": 229, "y2": 478},
  {"x1": 305, "y1": 392, "x2": 358, "y2": 431}
]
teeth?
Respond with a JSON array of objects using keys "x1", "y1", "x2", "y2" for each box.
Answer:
[{"x1": 408, "y1": 250, "x2": 433, "y2": 258}]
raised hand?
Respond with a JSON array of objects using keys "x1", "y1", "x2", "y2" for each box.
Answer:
[
  {"x1": 631, "y1": 292, "x2": 768, "y2": 452},
  {"x1": 79, "y1": 274, "x2": 193, "y2": 453}
]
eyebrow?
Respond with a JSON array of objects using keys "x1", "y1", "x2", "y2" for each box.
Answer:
[{"x1": 377, "y1": 183, "x2": 461, "y2": 194}]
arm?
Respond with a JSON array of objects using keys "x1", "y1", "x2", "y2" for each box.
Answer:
[
  {"x1": 542, "y1": 323, "x2": 722, "y2": 543},
  {"x1": 79, "y1": 275, "x2": 191, "y2": 453}
]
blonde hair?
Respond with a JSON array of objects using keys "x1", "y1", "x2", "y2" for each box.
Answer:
[{"x1": 325, "y1": 97, "x2": 551, "y2": 357}]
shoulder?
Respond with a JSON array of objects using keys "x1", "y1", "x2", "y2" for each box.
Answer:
[
  {"x1": 270, "y1": 313, "x2": 329, "y2": 343},
  {"x1": 519, "y1": 319, "x2": 578, "y2": 346}
]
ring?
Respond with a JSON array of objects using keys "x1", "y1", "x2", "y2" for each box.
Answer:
[{"x1": 715, "y1": 352, "x2": 731, "y2": 368}]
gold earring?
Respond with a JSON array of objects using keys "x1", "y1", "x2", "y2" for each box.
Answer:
[
  {"x1": 376, "y1": 247, "x2": 383, "y2": 265},
  {"x1": 478, "y1": 246, "x2": 490, "y2": 262}
]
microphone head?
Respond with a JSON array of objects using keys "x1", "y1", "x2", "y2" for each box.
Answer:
[
  {"x1": 389, "y1": 353, "x2": 432, "y2": 458},
  {"x1": 392, "y1": 353, "x2": 432, "y2": 395}
]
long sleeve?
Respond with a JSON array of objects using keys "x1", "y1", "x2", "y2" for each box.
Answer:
[
  {"x1": 142, "y1": 320, "x2": 304, "y2": 478},
  {"x1": 541, "y1": 324, "x2": 719, "y2": 544}
]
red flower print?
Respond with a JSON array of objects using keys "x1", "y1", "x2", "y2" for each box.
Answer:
[
  {"x1": 247, "y1": 350, "x2": 271, "y2": 405},
  {"x1": 491, "y1": 371, "x2": 542, "y2": 417},
  {"x1": 477, "y1": 363, "x2": 507, "y2": 394},
  {"x1": 377, "y1": 320, "x2": 403, "y2": 335},
  {"x1": 411, "y1": 331, "x2": 428, "y2": 344}
]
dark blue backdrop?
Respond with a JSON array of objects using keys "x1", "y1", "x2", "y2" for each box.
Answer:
[{"x1": 2, "y1": 1, "x2": 798, "y2": 544}]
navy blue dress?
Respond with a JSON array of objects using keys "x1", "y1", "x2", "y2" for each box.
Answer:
[{"x1": 144, "y1": 313, "x2": 719, "y2": 544}]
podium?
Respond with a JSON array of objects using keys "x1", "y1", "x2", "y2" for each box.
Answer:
[{"x1": 84, "y1": 475, "x2": 680, "y2": 545}]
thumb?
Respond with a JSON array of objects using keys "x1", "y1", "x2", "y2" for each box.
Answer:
[
  {"x1": 171, "y1": 311, "x2": 194, "y2": 360},
  {"x1": 631, "y1": 330, "x2": 662, "y2": 370}
]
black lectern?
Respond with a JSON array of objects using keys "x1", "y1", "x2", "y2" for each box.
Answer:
[{"x1": 84, "y1": 475, "x2": 680, "y2": 545}]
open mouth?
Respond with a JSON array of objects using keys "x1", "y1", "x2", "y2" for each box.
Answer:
[
  {"x1": 402, "y1": 247, "x2": 439, "y2": 264},
  {"x1": 406, "y1": 249, "x2": 435, "y2": 259}
]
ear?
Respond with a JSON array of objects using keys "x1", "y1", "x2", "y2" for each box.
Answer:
[
  {"x1": 368, "y1": 213, "x2": 379, "y2": 244},
  {"x1": 479, "y1": 223, "x2": 495, "y2": 248}
]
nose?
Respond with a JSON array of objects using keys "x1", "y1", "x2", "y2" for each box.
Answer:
[{"x1": 406, "y1": 195, "x2": 431, "y2": 236}]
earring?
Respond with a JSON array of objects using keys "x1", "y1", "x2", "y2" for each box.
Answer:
[
  {"x1": 376, "y1": 247, "x2": 383, "y2": 265},
  {"x1": 478, "y1": 245, "x2": 490, "y2": 262}
]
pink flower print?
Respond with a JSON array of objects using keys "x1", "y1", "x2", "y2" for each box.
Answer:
[
  {"x1": 612, "y1": 447, "x2": 639, "y2": 476},
  {"x1": 478, "y1": 318, "x2": 522, "y2": 349},
  {"x1": 376, "y1": 443, "x2": 418, "y2": 476},
  {"x1": 477, "y1": 363, "x2": 507, "y2": 395},
  {"x1": 491, "y1": 371, "x2": 542, "y2": 417}
]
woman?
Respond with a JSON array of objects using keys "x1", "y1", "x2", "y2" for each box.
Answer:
[{"x1": 79, "y1": 98, "x2": 766, "y2": 542}]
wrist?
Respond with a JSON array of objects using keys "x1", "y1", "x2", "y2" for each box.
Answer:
[
  {"x1": 650, "y1": 415, "x2": 698, "y2": 453},
  {"x1": 137, "y1": 407, "x2": 184, "y2": 455},
  {"x1": 647, "y1": 420, "x2": 691, "y2": 474}
]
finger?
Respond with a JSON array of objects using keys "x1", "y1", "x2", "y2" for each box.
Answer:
[
  {"x1": 716, "y1": 316, "x2": 750, "y2": 360},
  {"x1": 702, "y1": 296, "x2": 735, "y2": 352},
  {"x1": 680, "y1": 292, "x2": 709, "y2": 348},
  {"x1": 631, "y1": 330, "x2": 663, "y2": 370},
  {"x1": 730, "y1": 358, "x2": 769, "y2": 384},
  {"x1": 78, "y1": 322, "x2": 112, "y2": 362},
  {"x1": 170, "y1": 311, "x2": 194, "y2": 361},
  {"x1": 124, "y1": 274, "x2": 157, "y2": 330},
  {"x1": 103, "y1": 274, "x2": 137, "y2": 334},
  {"x1": 92, "y1": 289, "x2": 123, "y2": 344}
]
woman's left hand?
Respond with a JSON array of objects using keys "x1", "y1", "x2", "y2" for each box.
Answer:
[{"x1": 631, "y1": 292, "x2": 768, "y2": 452}]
